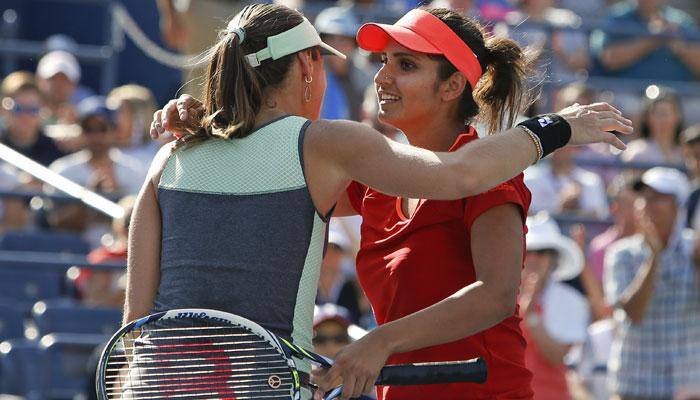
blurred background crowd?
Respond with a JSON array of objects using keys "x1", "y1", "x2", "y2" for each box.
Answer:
[{"x1": 0, "y1": 0, "x2": 699, "y2": 399}]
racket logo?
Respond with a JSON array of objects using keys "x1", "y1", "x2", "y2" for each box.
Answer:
[{"x1": 268, "y1": 375, "x2": 282, "y2": 389}]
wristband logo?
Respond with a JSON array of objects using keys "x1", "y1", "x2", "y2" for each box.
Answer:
[{"x1": 538, "y1": 116, "x2": 554, "y2": 128}]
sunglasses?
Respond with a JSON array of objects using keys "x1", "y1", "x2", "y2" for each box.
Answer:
[
  {"x1": 5, "y1": 102, "x2": 41, "y2": 116},
  {"x1": 312, "y1": 333, "x2": 350, "y2": 345},
  {"x1": 527, "y1": 249, "x2": 557, "y2": 256}
]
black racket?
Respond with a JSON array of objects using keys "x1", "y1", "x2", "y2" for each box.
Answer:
[{"x1": 96, "y1": 308, "x2": 487, "y2": 399}]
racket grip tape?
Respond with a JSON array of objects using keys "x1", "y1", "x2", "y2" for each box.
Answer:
[{"x1": 375, "y1": 358, "x2": 487, "y2": 386}]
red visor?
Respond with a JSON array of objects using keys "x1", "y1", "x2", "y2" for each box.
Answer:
[{"x1": 356, "y1": 9, "x2": 483, "y2": 90}]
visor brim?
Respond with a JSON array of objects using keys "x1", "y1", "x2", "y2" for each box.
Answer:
[
  {"x1": 319, "y1": 42, "x2": 347, "y2": 59},
  {"x1": 356, "y1": 23, "x2": 440, "y2": 54}
]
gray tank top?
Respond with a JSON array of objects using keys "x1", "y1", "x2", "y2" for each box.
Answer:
[{"x1": 154, "y1": 116, "x2": 326, "y2": 363}]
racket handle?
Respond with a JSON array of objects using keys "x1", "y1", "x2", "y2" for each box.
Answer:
[{"x1": 375, "y1": 358, "x2": 487, "y2": 386}]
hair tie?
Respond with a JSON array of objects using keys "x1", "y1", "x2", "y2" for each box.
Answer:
[{"x1": 227, "y1": 21, "x2": 246, "y2": 44}]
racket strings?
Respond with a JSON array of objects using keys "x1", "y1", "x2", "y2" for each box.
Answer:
[{"x1": 102, "y1": 319, "x2": 296, "y2": 399}]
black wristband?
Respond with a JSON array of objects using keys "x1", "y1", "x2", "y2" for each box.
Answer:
[{"x1": 517, "y1": 114, "x2": 571, "y2": 159}]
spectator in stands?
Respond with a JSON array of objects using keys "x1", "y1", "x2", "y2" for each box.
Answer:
[
  {"x1": 524, "y1": 145, "x2": 609, "y2": 218},
  {"x1": 520, "y1": 213, "x2": 590, "y2": 400},
  {"x1": 0, "y1": 71, "x2": 65, "y2": 166},
  {"x1": 36, "y1": 50, "x2": 85, "y2": 124},
  {"x1": 313, "y1": 303, "x2": 354, "y2": 358},
  {"x1": 429, "y1": 0, "x2": 476, "y2": 17},
  {"x1": 587, "y1": 175, "x2": 637, "y2": 299},
  {"x1": 573, "y1": 317, "x2": 615, "y2": 400},
  {"x1": 157, "y1": 0, "x2": 251, "y2": 97},
  {"x1": 559, "y1": 0, "x2": 607, "y2": 22},
  {"x1": 43, "y1": 34, "x2": 94, "y2": 104},
  {"x1": 591, "y1": 0, "x2": 700, "y2": 82},
  {"x1": 74, "y1": 195, "x2": 133, "y2": 308},
  {"x1": 605, "y1": 167, "x2": 700, "y2": 400},
  {"x1": 49, "y1": 96, "x2": 146, "y2": 197},
  {"x1": 314, "y1": 6, "x2": 367, "y2": 121},
  {"x1": 107, "y1": 84, "x2": 164, "y2": 166},
  {"x1": 312, "y1": 304, "x2": 376, "y2": 399},
  {"x1": 47, "y1": 96, "x2": 145, "y2": 245},
  {"x1": 621, "y1": 89, "x2": 684, "y2": 166},
  {"x1": 682, "y1": 124, "x2": 700, "y2": 229},
  {"x1": 504, "y1": 0, "x2": 589, "y2": 85},
  {"x1": 552, "y1": 83, "x2": 619, "y2": 184},
  {"x1": 316, "y1": 227, "x2": 364, "y2": 325},
  {"x1": 0, "y1": 164, "x2": 29, "y2": 234}
]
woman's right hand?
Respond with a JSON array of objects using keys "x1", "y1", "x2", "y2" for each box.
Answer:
[
  {"x1": 150, "y1": 94, "x2": 204, "y2": 139},
  {"x1": 559, "y1": 102, "x2": 634, "y2": 151}
]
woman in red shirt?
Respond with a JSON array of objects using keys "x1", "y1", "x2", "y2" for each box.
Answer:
[{"x1": 315, "y1": 9, "x2": 536, "y2": 399}]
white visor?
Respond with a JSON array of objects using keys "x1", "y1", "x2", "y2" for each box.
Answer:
[{"x1": 245, "y1": 17, "x2": 347, "y2": 67}]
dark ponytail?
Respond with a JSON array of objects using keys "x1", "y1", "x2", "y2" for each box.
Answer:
[
  {"x1": 180, "y1": 4, "x2": 305, "y2": 146},
  {"x1": 427, "y1": 8, "x2": 532, "y2": 134}
]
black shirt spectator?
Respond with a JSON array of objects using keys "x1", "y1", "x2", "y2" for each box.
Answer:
[{"x1": 0, "y1": 128, "x2": 64, "y2": 167}]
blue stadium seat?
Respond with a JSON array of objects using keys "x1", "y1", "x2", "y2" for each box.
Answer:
[
  {"x1": 0, "y1": 300, "x2": 25, "y2": 342},
  {"x1": 0, "y1": 338, "x2": 45, "y2": 400},
  {"x1": 0, "y1": 230, "x2": 90, "y2": 254},
  {"x1": 32, "y1": 299, "x2": 121, "y2": 336},
  {"x1": 40, "y1": 333, "x2": 107, "y2": 400},
  {"x1": 0, "y1": 269, "x2": 65, "y2": 312}
]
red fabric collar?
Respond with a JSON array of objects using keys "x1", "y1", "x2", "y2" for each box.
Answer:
[{"x1": 448, "y1": 126, "x2": 478, "y2": 152}]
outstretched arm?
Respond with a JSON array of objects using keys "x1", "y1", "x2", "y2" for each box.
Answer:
[{"x1": 303, "y1": 103, "x2": 631, "y2": 210}]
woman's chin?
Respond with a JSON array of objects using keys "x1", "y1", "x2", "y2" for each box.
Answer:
[{"x1": 377, "y1": 111, "x2": 403, "y2": 129}]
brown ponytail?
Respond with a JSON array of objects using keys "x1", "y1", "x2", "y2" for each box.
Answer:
[
  {"x1": 476, "y1": 36, "x2": 531, "y2": 134},
  {"x1": 180, "y1": 4, "x2": 305, "y2": 146},
  {"x1": 426, "y1": 8, "x2": 532, "y2": 134}
]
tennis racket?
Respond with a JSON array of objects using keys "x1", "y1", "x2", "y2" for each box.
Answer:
[{"x1": 96, "y1": 308, "x2": 487, "y2": 400}]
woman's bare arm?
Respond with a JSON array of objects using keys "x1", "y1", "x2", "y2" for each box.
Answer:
[
  {"x1": 303, "y1": 105, "x2": 631, "y2": 214},
  {"x1": 122, "y1": 145, "x2": 172, "y2": 325}
]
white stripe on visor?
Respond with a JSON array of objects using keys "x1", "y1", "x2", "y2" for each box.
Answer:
[{"x1": 245, "y1": 17, "x2": 346, "y2": 67}]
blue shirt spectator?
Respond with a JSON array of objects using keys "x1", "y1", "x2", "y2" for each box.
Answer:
[
  {"x1": 315, "y1": 7, "x2": 371, "y2": 121},
  {"x1": 590, "y1": 0, "x2": 700, "y2": 82}
]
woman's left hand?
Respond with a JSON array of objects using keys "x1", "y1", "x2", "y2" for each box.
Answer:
[{"x1": 312, "y1": 331, "x2": 392, "y2": 399}]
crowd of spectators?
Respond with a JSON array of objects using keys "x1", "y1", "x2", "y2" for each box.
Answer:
[{"x1": 1, "y1": 0, "x2": 700, "y2": 399}]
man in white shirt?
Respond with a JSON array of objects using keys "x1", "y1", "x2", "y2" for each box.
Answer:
[
  {"x1": 49, "y1": 96, "x2": 146, "y2": 196},
  {"x1": 47, "y1": 96, "x2": 145, "y2": 245},
  {"x1": 525, "y1": 146, "x2": 609, "y2": 219}
]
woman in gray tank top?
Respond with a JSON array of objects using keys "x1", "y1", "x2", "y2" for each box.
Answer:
[{"x1": 135, "y1": 3, "x2": 632, "y2": 399}]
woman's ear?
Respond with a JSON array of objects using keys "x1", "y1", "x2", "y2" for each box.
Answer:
[
  {"x1": 296, "y1": 50, "x2": 314, "y2": 80},
  {"x1": 441, "y1": 71, "x2": 468, "y2": 103}
]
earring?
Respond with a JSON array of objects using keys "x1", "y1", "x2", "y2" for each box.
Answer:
[{"x1": 304, "y1": 75, "x2": 312, "y2": 103}]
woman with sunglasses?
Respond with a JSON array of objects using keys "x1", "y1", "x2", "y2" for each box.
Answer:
[
  {"x1": 0, "y1": 71, "x2": 64, "y2": 166},
  {"x1": 146, "y1": 5, "x2": 631, "y2": 399}
]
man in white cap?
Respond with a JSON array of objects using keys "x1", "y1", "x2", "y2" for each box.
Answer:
[
  {"x1": 605, "y1": 167, "x2": 700, "y2": 400},
  {"x1": 36, "y1": 50, "x2": 92, "y2": 123}
]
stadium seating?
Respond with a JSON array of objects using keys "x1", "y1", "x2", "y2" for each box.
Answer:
[
  {"x1": 40, "y1": 333, "x2": 107, "y2": 400},
  {"x1": 0, "y1": 269, "x2": 66, "y2": 312},
  {"x1": 0, "y1": 338, "x2": 45, "y2": 400},
  {"x1": 0, "y1": 230, "x2": 90, "y2": 254},
  {"x1": 0, "y1": 300, "x2": 25, "y2": 342},
  {"x1": 32, "y1": 299, "x2": 121, "y2": 336}
]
